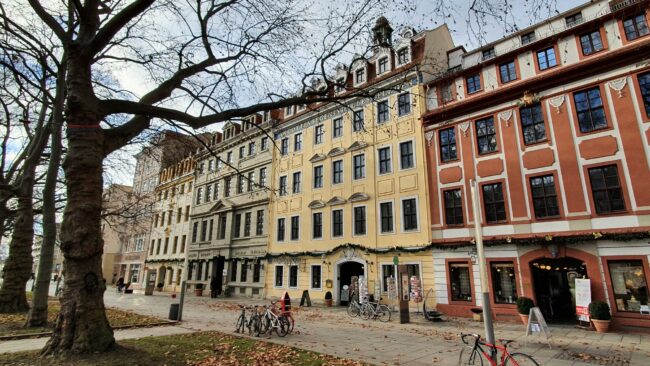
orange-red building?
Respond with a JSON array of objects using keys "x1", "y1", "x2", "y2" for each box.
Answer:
[{"x1": 422, "y1": 0, "x2": 650, "y2": 328}]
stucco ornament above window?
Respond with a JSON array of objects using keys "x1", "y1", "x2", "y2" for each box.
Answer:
[
  {"x1": 498, "y1": 110, "x2": 513, "y2": 127},
  {"x1": 327, "y1": 147, "x2": 346, "y2": 157},
  {"x1": 309, "y1": 153, "x2": 326, "y2": 163},
  {"x1": 327, "y1": 196, "x2": 347, "y2": 206},
  {"x1": 348, "y1": 192, "x2": 369, "y2": 202},
  {"x1": 459, "y1": 122, "x2": 470, "y2": 137},
  {"x1": 547, "y1": 95, "x2": 565, "y2": 114},
  {"x1": 348, "y1": 141, "x2": 368, "y2": 151},
  {"x1": 607, "y1": 77, "x2": 627, "y2": 98},
  {"x1": 308, "y1": 200, "x2": 326, "y2": 209}
]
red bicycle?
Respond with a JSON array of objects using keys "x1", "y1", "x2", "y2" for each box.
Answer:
[
  {"x1": 269, "y1": 300, "x2": 294, "y2": 334},
  {"x1": 458, "y1": 333, "x2": 538, "y2": 365}
]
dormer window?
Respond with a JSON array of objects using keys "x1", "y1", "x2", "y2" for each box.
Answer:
[
  {"x1": 521, "y1": 31, "x2": 536, "y2": 45},
  {"x1": 355, "y1": 68, "x2": 365, "y2": 85},
  {"x1": 297, "y1": 104, "x2": 306, "y2": 112},
  {"x1": 397, "y1": 47, "x2": 409, "y2": 65},
  {"x1": 262, "y1": 110, "x2": 271, "y2": 122},
  {"x1": 378, "y1": 57, "x2": 389, "y2": 74},
  {"x1": 335, "y1": 77, "x2": 346, "y2": 93},
  {"x1": 565, "y1": 12, "x2": 583, "y2": 27},
  {"x1": 285, "y1": 106, "x2": 294, "y2": 117},
  {"x1": 482, "y1": 48, "x2": 495, "y2": 61}
]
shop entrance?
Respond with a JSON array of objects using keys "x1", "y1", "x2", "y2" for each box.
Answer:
[
  {"x1": 211, "y1": 256, "x2": 225, "y2": 296},
  {"x1": 531, "y1": 257, "x2": 588, "y2": 323},
  {"x1": 338, "y1": 261, "x2": 364, "y2": 306}
]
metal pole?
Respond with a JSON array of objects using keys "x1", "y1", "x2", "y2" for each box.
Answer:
[
  {"x1": 177, "y1": 240, "x2": 190, "y2": 322},
  {"x1": 470, "y1": 180, "x2": 495, "y2": 355}
]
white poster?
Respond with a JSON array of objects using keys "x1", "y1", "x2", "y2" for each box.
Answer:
[{"x1": 575, "y1": 278, "x2": 591, "y2": 322}]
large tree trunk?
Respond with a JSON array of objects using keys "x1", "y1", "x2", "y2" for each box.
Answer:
[
  {"x1": 26, "y1": 121, "x2": 63, "y2": 327},
  {"x1": 42, "y1": 125, "x2": 114, "y2": 354}
]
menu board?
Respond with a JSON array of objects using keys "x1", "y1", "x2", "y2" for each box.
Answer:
[
  {"x1": 575, "y1": 278, "x2": 591, "y2": 322},
  {"x1": 410, "y1": 276, "x2": 422, "y2": 302}
]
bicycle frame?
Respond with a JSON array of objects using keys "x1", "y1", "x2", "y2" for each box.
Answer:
[{"x1": 463, "y1": 334, "x2": 512, "y2": 366}]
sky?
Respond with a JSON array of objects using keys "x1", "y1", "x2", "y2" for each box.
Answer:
[{"x1": 106, "y1": 0, "x2": 586, "y2": 186}]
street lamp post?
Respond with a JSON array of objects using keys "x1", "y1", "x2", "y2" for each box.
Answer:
[
  {"x1": 470, "y1": 179, "x2": 495, "y2": 354},
  {"x1": 177, "y1": 240, "x2": 190, "y2": 322}
]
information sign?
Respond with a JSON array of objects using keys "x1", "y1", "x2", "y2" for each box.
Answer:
[{"x1": 575, "y1": 278, "x2": 591, "y2": 322}]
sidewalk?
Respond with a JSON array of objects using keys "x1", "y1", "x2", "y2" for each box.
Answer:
[{"x1": 2, "y1": 289, "x2": 649, "y2": 366}]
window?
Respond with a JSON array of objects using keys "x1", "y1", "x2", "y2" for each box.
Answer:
[
  {"x1": 439, "y1": 127, "x2": 457, "y2": 162},
  {"x1": 172, "y1": 236, "x2": 178, "y2": 254},
  {"x1": 405, "y1": 264, "x2": 421, "y2": 294},
  {"x1": 248, "y1": 142, "x2": 255, "y2": 156},
  {"x1": 580, "y1": 31, "x2": 604, "y2": 56},
  {"x1": 239, "y1": 146, "x2": 246, "y2": 159},
  {"x1": 247, "y1": 171, "x2": 255, "y2": 192},
  {"x1": 332, "y1": 209, "x2": 343, "y2": 237},
  {"x1": 277, "y1": 218, "x2": 285, "y2": 241},
  {"x1": 482, "y1": 48, "x2": 495, "y2": 61},
  {"x1": 181, "y1": 235, "x2": 186, "y2": 253},
  {"x1": 293, "y1": 133, "x2": 302, "y2": 151},
  {"x1": 229, "y1": 260, "x2": 237, "y2": 282},
  {"x1": 399, "y1": 141, "x2": 414, "y2": 169},
  {"x1": 449, "y1": 262, "x2": 472, "y2": 301},
  {"x1": 397, "y1": 47, "x2": 409, "y2": 65},
  {"x1": 314, "y1": 124, "x2": 324, "y2": 144},
  {"x1": 163, "y1": 237, "x2": 169, "y2": 254},
  {"x1": 313, "y1": 165, "x2": 323, "y2": 188},
  {"x1": 237, "y1": 174, "x2": 244, "y2": 194},
  {"x1": 224, "y1": 177, "x2": 231, "y2": 197},
  {"x1": 156, "y1": 239, "x2": 161, "y2": 254},
  {"x1": 285, "y1": 106, "x2": 294, "y2": 116},
  {"x1": 536, "y1": 47, "x2": 557, "y2": 70},
  {"x1": 475, "y1": 117, "x2": 497, "y2": 154},
  {"x1": 292, "y1": 172, "x2": 301, "y2": 194},
  {"x1": 398, "y1": 93, "x2": 411, "y2": 116},
  {"x1": 355, "y1": 68, "x2": 365, "y2": 84},
  {"x1": 377, "y1": 101, "x2": 389, "y2": 124},
  {"x1": 639, "y1": 72, "x2": 650, "y2": 117},
  {"x1": 254, "y1": 210, "x2": 264, "y2": 236},
  {"x1": 311, "y1": 265, "x2": 322, "y2": 289},
  {"x1": 192, "y1": 222, "x2": 198, "y2": 243},
  {"x1": 380, "y1": 202, "x2": 393, "y2": 233},
  {"x1": 275, "y1": 266, "x2": 284, "y2": 287},
  {"x1": 335, "y1": 77, "x2": 345, "y2": 93},
  {"x1": 205, "y1": 185, "x2": 212, "y2": 203},
  {"x1": 402, "y1": 198, "x2": 418, "y2": 231},
  {"x1": 289, "y1": 265, "x2": 298, "y2": 288},
  {"x1": 441, "y1": 82, "x2": 453, "y2": 103},
  {"x1": 185, "y1": 206, "x2": 190, "y2": 222},
  {"x1": 161, "y1": 212, "x2": 166, "y2": 227},
  {"x1": 623, "y1": 14, "x2": 649, "y2": 41},
  {"x1": 244, "y1": 212, "x2": 252, "y2": 236},
  {"x1": 233, "y1": 214, "x2": 241, "y2": 238},
  {"x1": 198, "y1": 163, "x2": 205, "y2": 175},
  {"x1": 129, "y1": 264, "x2": 141, "y2": 283},
  {"x1": 333, "y1": 117, "x2": 343, "y2": 138},
  {"x1": 332, "y1": 160, "x2": 343, "y2": 184},
  {"x1": 281, "y1": 138, "x2": 289, "y2": 155},
  {"x1": 589, "y1": 165, "x2": 625, "y2": 214},
  {"x1": 607, "y1": 260, "x2": 648, "y2": 312},
  {"x1": 201, "y1": 220, "x2": 209, "y2": 242},
  {"x1": 208, "y1": 159, "x2": 214, "y2": 172},
  {"x1": 574, "y1": 87, "x2": 607, "y2": 133},
  {"x1": 499, "y1": 61, "x2": 517, "y2": 83},
  {"x1": 218, "y1": 215, "x2": 227, "y2": 239},
  {"x1": 444, "y1": 189, "x2": 464, "y2": 226},
  {"x1": 530, "y1": 175, "x2": 559, "y2": 218},
  {"x1": 519, "y1": 103, "x2": 546, "y2": 144},
  {"x1": 259, "y1": 167, "x2": 267, "y2": 187},
  {"x1": 279, "y1": 176, "x2": 287, "y2": 196},
  {"x1": 226, "y1": 151, "x2": 233, "y2": 164},
  {"x1": 466, "y1": 74, "x2": 481, "y2": 94},
  {"x1": 253, "y1": 262, "x2": 261, "y2": 283},
  {"x1": 214, "y1": 181, "x2": 220, "y2": 200},
  {"x1": 354, "y1": 206, "x2": 366, "y2": 235},
  {"x1": 290, "y1": 216, "x2": 299, "y2": 240},
  {"x1": 565, "y1": 12, "x2": 583, "y2": 27},
  {"x1": 378, "y1": 57, "x2": 388, "y2": 74},
  {"x1": 521, "y1": 31, "x2": 536, "y2": 45},
  {"x1": 196, "y1": 187, "x2": 203, "y2": 205},
  {"x1": 353, "y1": 110, "x2": 364, "y2": 132},
  {"x1": 378, "y1": 147, "x2": 391, "y2": 174},
  {"x1": 482, "y1": 183, "x2": 506, "y2": 223},
  {"x1": 240, "y1": 261, "x2": 248, "y2": 282},
  {"x1": 353, "y1": 154, "x2": 365, "y2": 180},
  {"x1": 381, "y1": 265, "x2": 395, "y2": 292},
  {"x1": 490, "y1": 262, "x2": 518, "y2": 304},
  {"x1": 312, "y1": 213, "x2": 322, "y2": 239},
  {"x1": 261, "y1": 137, "x2": 269, "y2": 150}
]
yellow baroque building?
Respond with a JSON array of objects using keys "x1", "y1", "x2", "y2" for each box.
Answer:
[{"x1": 265, "y1": 20, "x2": 453, "y2": 307}]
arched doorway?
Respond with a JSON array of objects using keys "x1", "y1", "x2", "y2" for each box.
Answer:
[
  {"x1": 337, "y1": 261, "x2": 365, "y2": 306},
  {"x1": 530, "y1": 257, "x2": 587, "y2": 323}
]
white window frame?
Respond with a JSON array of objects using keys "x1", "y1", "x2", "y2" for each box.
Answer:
[
  {"x1": 288, "y1": 265, "x2": 299, "y2": 289},
  {"x1": 311, "y1": 211, "x2": 324, "y2": 240},
  {"x1": 398, "y1": 138, "x2": 416, "y2": 171},
  {"x1": 274, "y1": 264, "x2": 285, "y2": 288},
  {"x1": 376, "y1": 144, "x2": 393, "y2": 176},
  {"x1": 396, "y1": 46, "x2": 411, "y2": 65},
  {"x1": 310, "y1": 264, "x2": 323, "y2": 291},
  {"x1": 331, "y1": 208, "x2": 344, "y2": 238},
  {"x1": 380, "y1": 262, "x2": 396, "y2": 293},
  {"x1": 352, "y1": 204, "x2": 368, "y2": 237},
  {"x1": 377, "y1": 199, "x2": 395, "y2": 235},
  {"x1": 290, "y1": 215, "x2": 300, "y2": 241},
  {"x1": 399, "y1": 196, "x2": 420, "y2": 233},
  {"x1": 377, "y1": 56, "x2": 390, "y2": 75},
  {"x1": 285, "y1": 106, "x2": 294, "y2": 117},
  {"x1": 354, "y1": 67, "x2": 366, "y2": 86}
]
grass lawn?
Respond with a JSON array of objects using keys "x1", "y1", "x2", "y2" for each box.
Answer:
[
  {"x1": 0, "y1": 300, "x2": 166, "y2": 337},
  {"x1": 0, "y1": 331, "x2": 366, "y2": 366}
]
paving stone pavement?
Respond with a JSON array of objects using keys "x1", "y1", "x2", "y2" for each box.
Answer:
[{"x1": 2, "y1": 288, "x2": 649, "y2": 366}]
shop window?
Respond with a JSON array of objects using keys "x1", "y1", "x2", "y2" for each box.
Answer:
[
  {"x1": 439, "y1": 127, "x2": 457, "y2": 162},
  {"x1": 530, "y1": 175, "x2": 559, "y2": 218},
  {"x1": 444, "y1": 189, "x2": 464, "y2": 226},
  {"x1": 608, "y1": 260, "x2": 648, "y2": 312},
  {"x1": 574, "y1": 87, "x2": 607, "y2": 133},
  {"x1": 482, "y1": 183, "x2": 506, "y2": 223},
  {"x1": 475, "y1": 117, "x2": 497, "y2": 154},
  {"x1": 639, "y1": 72, "x2": 650, "y2": 117},
  {"x1": 588, "y1": 165, "x2": 625, "y2": 214},
  {"x1": 490, "y1": 262, "x2": 518, "y2": 304},
  {"x1": 499, "y1": 60, "x2": 517, "y2": 83},
  {"x1": 536, "y1": 47, "x2": 557, "y2": 70},
  {"x1": 275, "y1": 266, "x2": 284, "y2": 287},
  {"x1": 289, "y1": 265, "x2": 298, "y2": 288},
  {"x1": 311, "y1": 265, "x2": 322, "y2": 289},
  {"x1": 466, "y1": 74, "x2": 481, "y2": 94},
  {"x1": 580, "y1": 30, "x2": 604, "y2": 56},
  {"x1": 519, "y1": 103, "x2": 546, "y2": 144},
  {"x1": 623, "y1": 13, "x2": 649, "y2": 41},
  {"x1": 382, "y1": 264, "x2": 395, "y2": 292},
  {"x1": 450, "y1": 262, "x2": 472, "y2": 301},
  {"x1": 405, "y1": 264, "x2": 420, "y2": 295}
]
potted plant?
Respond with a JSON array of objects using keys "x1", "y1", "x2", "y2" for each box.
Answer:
[
  {"x1": 516, "y1": 297, "x2": 534, "y2": 325},
  {"x1": 325, "y1": 291, "x2": 333, "y2": 307},
  {"x1": 156, "y1": 283, "x2": 164, "y2": 291},
  {"x1": 470, "y1": 307, "x2": 483, "y2": 322},
  {"x1": 589, "y1": 301, "x2": 611, "y2": 333},
  {"x1": 194, "y1": 283, "x2": 204, "y2": 297}
]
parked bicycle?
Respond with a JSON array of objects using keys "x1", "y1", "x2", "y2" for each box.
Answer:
[
  {"x1": 458, "y1": 333, "x2": 538, "y2": 365},
  {"x1": 235, "y1": 305, "x2": 252, "y2": 334},
  {"x1": 347, "y1": 297, "x2": 362, "y2": 317},
  {"x1": 359, "y1": 301, "x2": 391, "y2": 322},
  {"x1": 259, "y1": 302, "x2": 290, "y2": 337}
]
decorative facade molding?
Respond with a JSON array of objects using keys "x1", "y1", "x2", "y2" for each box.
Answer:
[
  {"x1": 498, "y1": 110, "x2": 513, "y2": 127},
  {"x1": 547, "y1": 95, "x2": 565, "y2": 114},
  {"x1": 459, "y1": 122, "x2": 470, "y2": 137},
  {"x1": 425, "y1": 131, "x2": 434, "y2": 146},
  {"x1": 607, "y1": 77, "x2": 628, "y2": 98}
]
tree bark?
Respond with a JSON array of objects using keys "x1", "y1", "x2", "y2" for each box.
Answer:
[{"x1": 26, "y1": 120, "x2": 63, "y2": 327}]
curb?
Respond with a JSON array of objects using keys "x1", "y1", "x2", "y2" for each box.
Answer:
[{"x1": 0, "y1": 320, "x2": 179, "y2": 341}]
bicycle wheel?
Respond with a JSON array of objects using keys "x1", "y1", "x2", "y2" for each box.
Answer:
[
  {"x1": 235, "y1": 314, "x2": 245, "y2": 333},
  {"x1": 378, "y1": 305, "x2": 391, "y2": 322},
  {"x1": 505, "y1": 353, "x2": 539, "y2": 366},
  {"x1": 276, "y1": 316, "x2": 289, "y2": 337},
  {"x1": 251, "y1": 315, "x2": 261, "y2": 337},
  {"x1": 347, "y1": 303, "x2": 359, "y2": 317},
  {"x1": 284, "y1": 314, "x2": 295, "y2": 334},
  {"x1": 360, "y1": 304, "x2": 371, "y2": 320},
  {"x1": 458, "y1": 346, "x2": 484, "y2": 366},
  {"x1": 260, "y1": 315, "x2": 270, "y2": 335}
]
